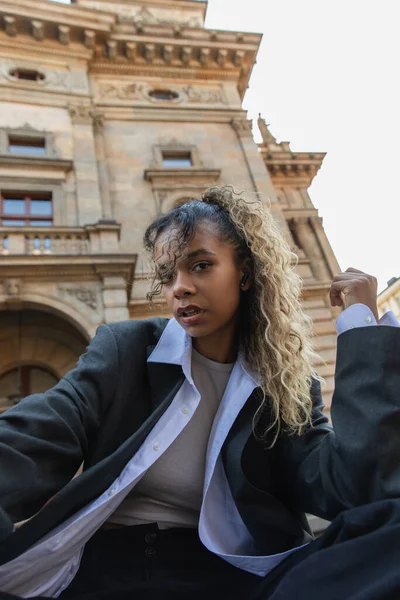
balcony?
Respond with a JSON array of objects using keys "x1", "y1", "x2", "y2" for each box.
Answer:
[
  {"x1": 0, "y1": 221, "x2": 127, "y2": 256},
  {"x1": 0, "y1": 221, "x2": 136, "y2": 284},
  {"x1": 1, "y1": 227, "x2": 90, "y2": 256}
]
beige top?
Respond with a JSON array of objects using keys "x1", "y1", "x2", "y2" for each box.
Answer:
[{"x1": 108, "y1": 348, "x2": 234, "y2": 529}]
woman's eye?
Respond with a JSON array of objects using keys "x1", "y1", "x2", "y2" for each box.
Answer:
[{"x1": 192, "y1": 262, "x2": 211, "y2": 272}]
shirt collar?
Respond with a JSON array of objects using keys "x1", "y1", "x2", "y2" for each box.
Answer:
[{"x1": 147, "y1": 317, "x2": 260, "y2": 388}]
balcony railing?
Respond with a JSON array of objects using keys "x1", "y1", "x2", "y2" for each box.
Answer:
[
  {"x1": 1, "y1": 228, "x2": 90, "y2": 255},
  {"x1": 0, "y1": 222, "x2": 121, "y2": 256}
]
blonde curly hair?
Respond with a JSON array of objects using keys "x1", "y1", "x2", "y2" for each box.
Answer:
[{"x1": 143, "y1": 185, "x2": 320, "y2": 444}]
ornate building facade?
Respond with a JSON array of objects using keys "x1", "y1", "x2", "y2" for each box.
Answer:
[
  {"x1": 0, "y1": 0, "x2": 340, "y2": 411},
  {"x1": 378, "y1": 277, "x2": 400, "y2": 321}
]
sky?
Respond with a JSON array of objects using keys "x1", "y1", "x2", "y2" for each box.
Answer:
[{"x1": 51, "y1": 0, "x2": 400, "y2": 291}]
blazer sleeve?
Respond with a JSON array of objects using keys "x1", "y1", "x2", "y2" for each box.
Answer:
[
  {"x1": 279, "y1": 325, "x2": 400, "y2": 521},
  {"x1": 0, "y1": 324, "x2": 118, "y2": 536}
]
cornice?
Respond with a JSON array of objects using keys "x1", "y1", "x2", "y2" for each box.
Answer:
[
  {"x1": 262, "y1": 151, "x2": 326, "y2": 187},
  {"x1": 283, "y1": 208, "x2": 319, "y2": 220},
  {"x1": 0, "y1": 2, "x2": 259, "y2": 100},
  {"x1": 0, "y1": 154, "x2": 73, "y2": 171},
  {"x1": 0, "y1": 0, "x2": 116, "y2": 31},
  {"x1": 301, "y1": 282, "x2": 331, "y2": 299},
  {"x1": 96, "y1": 106, "x2": 245, "y2": 122},
  {"x1": 144, "y1": 167, "x2": 221, "y2": 182}
]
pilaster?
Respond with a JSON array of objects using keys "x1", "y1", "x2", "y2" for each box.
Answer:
[{"x1": 68, "y1": 104, "x2": 103, "y2": 225}]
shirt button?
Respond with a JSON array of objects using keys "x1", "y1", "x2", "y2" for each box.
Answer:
[
  {"x1": 108, "y1": 488, "x2": 116, "y2": 497},
  {"x1": 182, "y1": 406, "x2": 189, "y2": 414},
  {"x1": 365, "y1": 316, "x2": 373, "y2": 324},
  {"x1": 145, "y1": 532, "x2": 157, "y2": 544},
  {"x1": 153, "y1": 442, "x2": 160, "y2": 451},
  {"x1": 145, "y1": 546, "x2": 156, "y2": 558},
  {"x1": 348, "y1": 324, "x2": 355, "y2": 330}
]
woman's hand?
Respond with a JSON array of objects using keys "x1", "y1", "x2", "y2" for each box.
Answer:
[{"x1": 330, "y1": 268, "x2": 379, "y2": 321}]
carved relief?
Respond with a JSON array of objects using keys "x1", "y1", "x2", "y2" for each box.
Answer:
[
  {"x1": 97, "y1": 82, "x2": 144, "y2": 101},
  {"x1": 58, "y1": 285, "x2": 98, "y2": 310},
  {"x1": 183, "y1": 86, "x2": 227, "y2": 104},
  {"x1": 68, "y1": 104, "x2": 94, "y2": 125},
  {"x1": 96, "y1": 82, "x2": 226, "y2": 106},
  {"x1": 4, "y1": 278, "x2": 21, "y2": 297},
  {"x1": 231, "y1": 118, "x2": 253, "y2": 138},
  {"x1": 68, "y1": 104, "x2": 104, "y2": 129},
  {"x1": 76, "y1": 1, "x2": 203, "y2": 27}
]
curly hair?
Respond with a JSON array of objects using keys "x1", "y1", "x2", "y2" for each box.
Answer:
[{"x1": 143, "y1": 185, "x2": 320, "y2": 444}]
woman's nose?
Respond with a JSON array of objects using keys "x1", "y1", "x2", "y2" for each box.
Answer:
[{"x1": 173, "y1": 272, "x2": 195, "y2": 298}]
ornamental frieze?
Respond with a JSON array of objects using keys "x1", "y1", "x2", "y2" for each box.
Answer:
[
  {"x1": 0, "y1": 60, "x2": 89, "y2": 95},
  {"x1": 57, "y1": 285, "x2": 98, "y2": 311},
  {"x1": 77, "y1": 2, "x2": 203, "y2": 27},
  {"x1": 96, "y1": 82, "x2": 227, "y2": 105}
]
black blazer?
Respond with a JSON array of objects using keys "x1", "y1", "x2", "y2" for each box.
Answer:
[{"x1": 1, "y1": 318, "x2": 400, "y2": 566}]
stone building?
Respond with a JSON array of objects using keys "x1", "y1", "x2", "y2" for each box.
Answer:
[
  {"x1": 378, "y1": 277, "x2": 400, "y2": 321},
  {"x1": 0, "y1": 0, "x2": 340, "y2": 412}
]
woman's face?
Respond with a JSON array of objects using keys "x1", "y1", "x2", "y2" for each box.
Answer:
[{"x1": 154, "y1": 222, "x2": 249, "y2": 345}]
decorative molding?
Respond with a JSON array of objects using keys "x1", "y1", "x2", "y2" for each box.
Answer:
[
  {"x1": 231, "y1": 118, "x2": 253, "y2": 138},
  {"x1": 4, "y1": 16, "x2": 17, "y2": 37},
  {"x1": 183, "y1": 85, "x2": 227, "y2": 105},
  {"x1": 84, "y1": 29, "x2": 96, "y2": 49},
  {"x1": 0, "y1": 125, "x2": 57, "y2": 158},
  {"x1": 107, "y1": 40, "x2": 118, "y2": 60},
  {"x1": 58, "y1": 284, "x2": 98, "y2": 310},
  {"x1": 58, "y1": 25, "x2": 70, "y2": 46},
  {"x1": 151, "y1": 140, "x2": 202, "y2": 168},
  {"x1": 32, "y1": 20, "x2": 44, "y2": 42},
  {"x1": 4, "y1": 278, "x2": 21, "y2": 297},
  {"x1": 0, "y1": 154, "x2": 73, "y2": 173},
  {"x1": 0, "y1": 60, "x2": 89, "y2": 95},
  {"x1": 96, "y1": 81, "x2": 227, "y2": 106},
  {"x1": 96, "y1": 81, "x2": 144, "y2": 101},
  {"x1": 68, "y1": 104, "x2": 103, "y2": 128}
]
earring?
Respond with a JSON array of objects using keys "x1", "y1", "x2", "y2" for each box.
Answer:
[{"x1": 240, "y1": 271, "x2": 249, "y2": 288}]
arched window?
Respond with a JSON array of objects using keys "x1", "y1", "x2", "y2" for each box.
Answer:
[{"x1": 0, "y1": 365, "x2": 58, "y2": 409}]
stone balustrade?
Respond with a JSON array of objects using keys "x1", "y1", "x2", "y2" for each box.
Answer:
[{"x1": 0, "y1": 221, "x2": 121, "y2": 256}]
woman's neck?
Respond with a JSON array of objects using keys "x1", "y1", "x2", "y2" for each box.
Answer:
[{"x1": 192, "y1": 328, "x2": 238, "y2": 364}]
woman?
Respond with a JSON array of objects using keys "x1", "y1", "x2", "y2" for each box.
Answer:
[{"x1": 0, "y1": 186, "x2": 400, "y2": 600}]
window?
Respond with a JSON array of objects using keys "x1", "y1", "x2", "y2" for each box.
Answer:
[
  {"x1": 8, "y1": 136, "x2": 46, "y2": 156},
  {"x1": 149, "y1": 89, "x2": 179, "y2": 101},
  {"x1": 9, "y1": 68, "x2": 45, "y2": 82},
  {"x1": 0, "y1": 365, "x2": 58, "y2": 407},
  {"x1": 162, "y1": 152, "x2": 193, "y2": 168},
  {"x1": 0, "y1": 192, "x2": 53, "y2": 226}
]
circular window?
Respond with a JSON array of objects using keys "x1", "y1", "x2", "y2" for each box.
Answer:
[
  {"x1": 9, "y1": 68, "x2": 45, "y2": 82},
  {"x1": 148, "y1": 89, "x2": 179, "y2": 101}
]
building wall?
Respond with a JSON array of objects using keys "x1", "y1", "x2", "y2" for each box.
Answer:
[
  {"x1": 0, "y1": 0, "x2": 340, "y2": 412},
  {"x1": 378, "y1": 278, "x2": 400, "y2": 321}
]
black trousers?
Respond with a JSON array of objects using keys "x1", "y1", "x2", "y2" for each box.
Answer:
[{"x1": 2, "y1": 499, "x2": 400, "y2": 600}]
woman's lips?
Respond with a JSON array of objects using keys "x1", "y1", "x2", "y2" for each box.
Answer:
[{"x1": 177, "y1": 306, "x2": 204, "y2": 326}]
